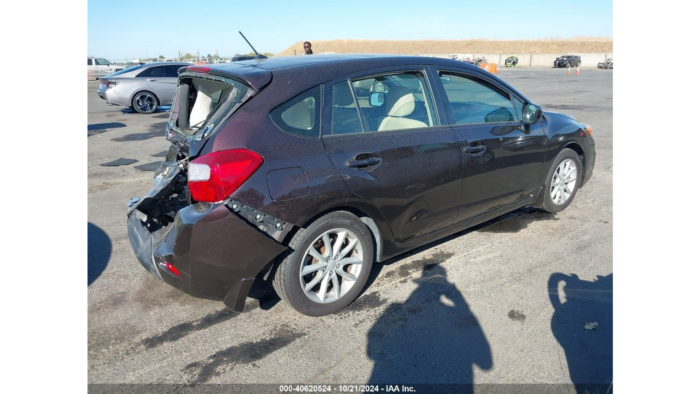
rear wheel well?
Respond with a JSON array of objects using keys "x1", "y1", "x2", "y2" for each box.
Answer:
[{"x1": 282, "y1": 207, "x2": 383, "y2": 263}]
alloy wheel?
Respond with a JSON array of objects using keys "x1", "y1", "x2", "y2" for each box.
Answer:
[
  {"x1": 550, "y1": 159, "x2": 577, "y2": 205},
  {"x1": 299, "y1": 228, "x2": 364, "y2": 304}
]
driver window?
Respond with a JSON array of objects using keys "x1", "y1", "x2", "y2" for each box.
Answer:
[{"x1": 440, "y1": 73, "x2": 516, "y2": 124}]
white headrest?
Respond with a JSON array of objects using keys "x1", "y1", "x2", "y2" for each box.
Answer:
[{"x1": 386, "y1": 86, "x2": 415, "y2": 117}]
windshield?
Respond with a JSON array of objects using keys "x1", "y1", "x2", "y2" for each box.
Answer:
[{"x1": 95, "y1": 58, "x2": 110, "y2": 66}]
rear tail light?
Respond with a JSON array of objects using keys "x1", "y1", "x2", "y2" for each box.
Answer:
[
  {"x1": 100, "y1": 79, "x2": 109, "y2": 86},
  {"x1": 188, "y1": 149, "x2": 263, "y2": 203},
  {"x1": 584, "y1": 125, "x2": 593, "y2": 136}
]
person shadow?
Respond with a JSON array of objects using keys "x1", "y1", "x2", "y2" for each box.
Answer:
[
  {"x1": 366, "y1": 264, "x2": 492, "y2": 392},
  {"x1": 88, "y1": 222, "x2": 112, "y2": 286},
  {"x1": 548, "y1": 273, "x2": 613, "y2": 393}
]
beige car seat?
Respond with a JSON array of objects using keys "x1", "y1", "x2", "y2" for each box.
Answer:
[{"x1": 378, "y1": 86, "x2": 427, "y2": 131}]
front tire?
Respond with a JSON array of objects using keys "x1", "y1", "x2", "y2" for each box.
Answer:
[
  {"x1": 131, "y1": 91, "x2": 159, "y2": 114},
  {"x1": 272, "y1": 211, "x2": 374, "y2": 316},
  {"x1": 540, "y1": 149, "x2": 583, "y2": 213}
]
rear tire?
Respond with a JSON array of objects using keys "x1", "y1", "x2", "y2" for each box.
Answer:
[
  {"x1": 272, "y1": 211, "x2": 374, "y2": 316},
  {"x1": 539, "y1": 149, "x2": 583, "y2": 213},
  {"x1": 131, "y1": 91, "x2": 159, "y2": 114}
]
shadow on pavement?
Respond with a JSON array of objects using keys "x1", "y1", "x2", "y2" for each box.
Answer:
[
  {"x1": 367, "y1": 265, "x2": 492, "y2": 391},
  {"x1": 88, "y1": 122, "x2": 126, "y2": 131},
  {"x1": 548, "y1": 273, "x2": 613, "y2": 393},
  {"x1": 88, "y1": 222, "x2": 112, "y2": 286}
]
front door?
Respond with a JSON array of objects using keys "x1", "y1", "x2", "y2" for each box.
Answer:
[
  {"x1": 436, "y1": 71, "x2": 546, "y2": 220},
  {"x1": 322, "y1": 70, "x2": 462, "y2": 244}
]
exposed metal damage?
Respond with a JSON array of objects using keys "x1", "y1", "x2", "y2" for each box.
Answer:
[{"x1": 225, "y1": 199, "x2": 291, "y2": 241}]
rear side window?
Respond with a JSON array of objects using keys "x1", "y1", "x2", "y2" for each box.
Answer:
[
  {"x1": 109, "y1": 65, "x2": 143, "y2": 77},
  {"x1": 88, "y1": 59, "x2": 93, "y2": 66},
  {"x1": 270, "y1": 86, "x2": 321, "y2": 138},
  {"x1": 329, "y1": 81, "x2": 362, "y2": 135},
  {"x1": 350, "y1": 72, "x2": 437, "y2": 132},
  {"x1": 164, "y1": 65, "x2": 182, "y2": 77},
  {"x1": 137, "y1": 66, "x2": 169, "y2": 78}
]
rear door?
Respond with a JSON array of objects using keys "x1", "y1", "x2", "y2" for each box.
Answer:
[
  {"x1": 322, "y1": 68, "x2": 462, "y2": 244},
  {"x1": 141, "y1": 65, "x2": 181, "y2": 105},
  {"x1": 434, "y1": 68, "x2": 546, "y2": 220}
]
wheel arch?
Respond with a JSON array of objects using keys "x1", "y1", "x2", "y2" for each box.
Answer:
[
  {"x1": 282, "y1": 203, "x2": 390, "y2": 263},
  {"x1": 562, "y1": 141, "x2": 586, "y2": 180}
]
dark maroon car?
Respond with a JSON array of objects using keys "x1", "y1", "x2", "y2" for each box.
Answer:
[{"x1": 127, "y1": 54, "x2": 595, "y2": 316}]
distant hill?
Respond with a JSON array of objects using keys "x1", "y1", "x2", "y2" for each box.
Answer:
[{"x1": 277, "y1": 37, "x2": 613, "y2": 56}]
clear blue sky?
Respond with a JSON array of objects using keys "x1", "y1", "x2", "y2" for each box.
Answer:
[{"x1": 88, "y1": 0, "x2": 612, "y2": 61}]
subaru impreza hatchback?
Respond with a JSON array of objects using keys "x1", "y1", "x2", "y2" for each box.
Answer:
[{"x1": 127, "y1": 55, "x2": 595, "y2": 316}]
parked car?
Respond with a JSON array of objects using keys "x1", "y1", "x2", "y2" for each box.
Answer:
[
  {"x1": 88, "y1": 57, "x2": 124, "y2": 79},
  {"x1": 473, "y1": 57, "x2": 487, "y2": 67},
  {"x1": 230, "y1": 54, "x2": 268, "y2": 62},
  {"x1": 597, "y1": 58, "x2": 613, "y2": 69},
  {"x1": 505, "y1": 56, "x2": 519, "y2": 68},
  {"x1": 96, "y1": 61, "x2": 190, "y2": 113},
  {"x1": 127, "y1": 55, "x2": 596, "y2": 316},
  {"x1": 554, "y1": 55, "x2": 581, "y2": 68}
]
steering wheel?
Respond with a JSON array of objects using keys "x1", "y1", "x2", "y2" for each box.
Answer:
[{"x1": 370, "y1": 81, "x2": 387, "y2": 93}]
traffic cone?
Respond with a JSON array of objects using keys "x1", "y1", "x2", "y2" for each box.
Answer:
[
  {"x1": 576, "y1": 66, "x2": 580, "y2": 75},
  {"x1": 567, "y1": 66, "x2": 571, "y2": 75}
]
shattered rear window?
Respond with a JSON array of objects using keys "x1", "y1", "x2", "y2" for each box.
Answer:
[{"x1": 168, "y1": 72, "x2": 251, "y2": 139}]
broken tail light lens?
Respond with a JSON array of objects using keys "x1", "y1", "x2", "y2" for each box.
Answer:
[
  {"x1": 188, "y1": 149, "x2": 263, "y2": 203},
  {"x1": 161, "y1": 262, "x2": 180, "y2": 276}
]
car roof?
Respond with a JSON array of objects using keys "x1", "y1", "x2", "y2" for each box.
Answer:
[{"x1": 203, "y1": 54, "x2": 529, "y2": 102}]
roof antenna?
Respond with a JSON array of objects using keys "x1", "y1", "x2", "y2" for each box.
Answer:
[{"x1": 239, "y1": 31, "x2": 261, "y2": 59}]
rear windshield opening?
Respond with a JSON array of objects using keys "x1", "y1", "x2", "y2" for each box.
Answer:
[{"x1": 170, "y1": 75, "x2": 249, "y2": 137}]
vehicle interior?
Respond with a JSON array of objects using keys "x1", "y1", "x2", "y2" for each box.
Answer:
[
  {"x1": 327, "y1": 73, "x2": 436, "y2": 135},
  {"x1": 172, "y1": 77, "x2": 238, "y2": 135}
]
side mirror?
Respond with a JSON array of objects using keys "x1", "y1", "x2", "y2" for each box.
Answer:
[
  {"x1": 522, "y1": 103, "x2": 542, "y2": 124},
  {"x1": 439, "y1": 75, "x2": 451, "y2": 84},
  {"x1": 369, "y1": 92, "x2": 385, "y2": 107}
]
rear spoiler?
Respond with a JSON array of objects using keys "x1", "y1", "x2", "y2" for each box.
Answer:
[{"x1": 177, "y1": 64, "x2": 272, "y2": 91}]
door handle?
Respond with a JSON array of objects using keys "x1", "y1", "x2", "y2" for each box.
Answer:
[
  {"x1": 147, "y1": 79, "x2": 157, "y2": 82},
  {"x1": 345, "y1": 157, "x2": 382, "y2": 168},
  {"x1": 464, "y1": 145, "x2": 486, "y2": 155}
]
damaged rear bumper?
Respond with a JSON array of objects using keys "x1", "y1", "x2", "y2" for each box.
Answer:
[{"x1": 128, "y1": 199, "x2": 287, "y2": 312}]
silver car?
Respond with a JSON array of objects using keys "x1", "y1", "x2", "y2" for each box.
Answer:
[{"x1": 96, "y1": 62, "x2": 190, "y2": 114}]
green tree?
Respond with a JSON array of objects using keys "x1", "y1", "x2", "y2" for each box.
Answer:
[{"x1": 158, "y1": 55, "x2": 165, "y2": 60}]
